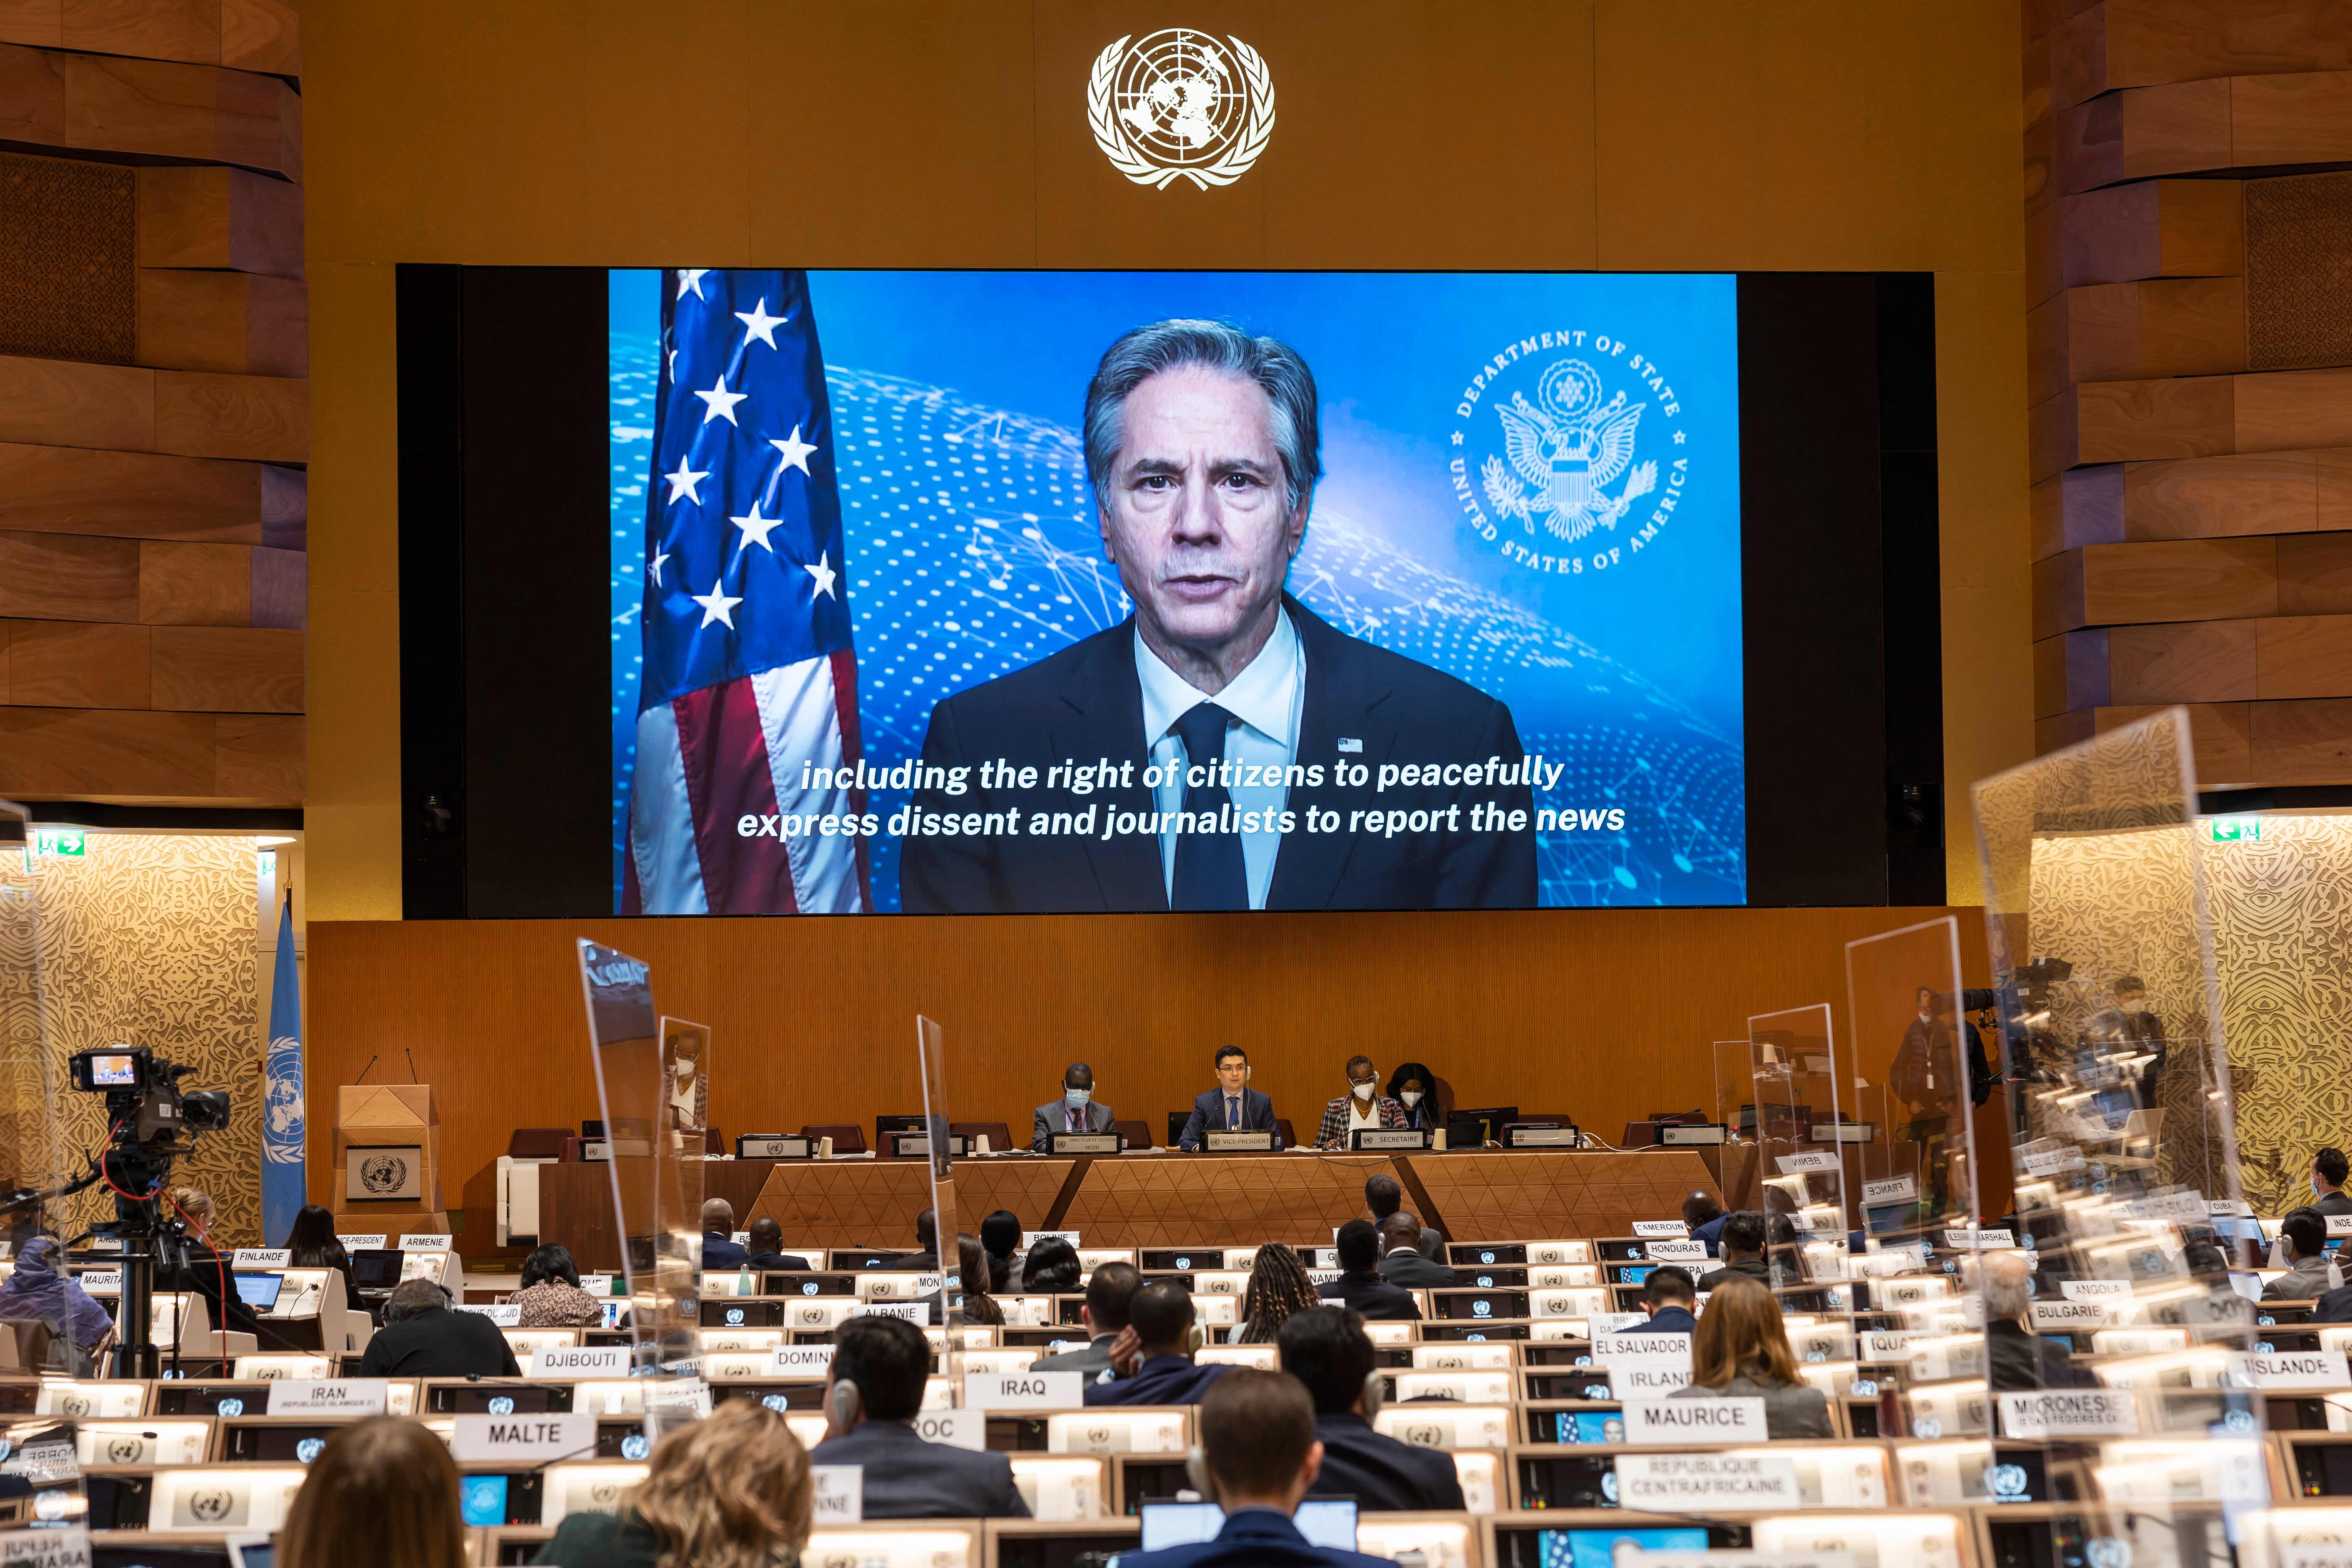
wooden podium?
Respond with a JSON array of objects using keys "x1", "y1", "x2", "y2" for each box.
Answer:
[{"x1": 332, "y1": 1084, "x2": 449, "y2": 1234}]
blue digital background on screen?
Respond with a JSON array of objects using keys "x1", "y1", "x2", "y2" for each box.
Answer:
[
  {"x1": 459, "y1": 1474, "x2": 509, "y2": 1528},
  {"x1": 610, "y1": 269, "x2": 1744, "y2": 911},
  {"x1": 1542, "y1": 1526, "x2": 1710, "y2": 1568}
]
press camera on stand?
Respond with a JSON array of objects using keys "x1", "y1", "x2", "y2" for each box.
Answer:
[{"x1": 66, "y1": 1046, "x2": 231, "y2": 1377}]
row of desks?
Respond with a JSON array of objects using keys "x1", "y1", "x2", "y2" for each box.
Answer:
[{"x1": 535, "y1": 1149, "x2": 1717, "y2": 1270}]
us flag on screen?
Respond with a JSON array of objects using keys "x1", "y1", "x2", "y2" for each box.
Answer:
[{"x1": 623, "y1": 268, "x2": 868, "y2": 915}]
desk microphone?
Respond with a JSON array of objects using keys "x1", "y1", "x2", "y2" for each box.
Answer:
[{"x1": 355, "y1": 1055, "x2": 379, "y2": 1084}]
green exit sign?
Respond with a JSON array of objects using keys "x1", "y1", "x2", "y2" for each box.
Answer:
[
  {"x1": 29, "y1": 829, "x2": 84, "y2": 858},
  {"x1": 2205, "y1": 816, "x2": 2263, "y2": 844}
]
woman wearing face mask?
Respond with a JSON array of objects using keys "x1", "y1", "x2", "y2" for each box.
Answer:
[
  {"x1": 1315, "y1": 1054, "x2": 1409, "y2": 1149},
  {"x1": 1385, "y1": 1061, "x2": 1445, "y2": 1134}
]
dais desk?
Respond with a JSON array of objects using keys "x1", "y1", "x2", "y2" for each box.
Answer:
[{"x1": 533, "y1": 1149, "x2": 1716, "y2": 1271}]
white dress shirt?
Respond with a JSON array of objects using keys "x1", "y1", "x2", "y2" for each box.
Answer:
[
  {"x1": 1347, "y1": 1098, "x2": 1382, "y2": 1135},
  {"x1": 1135, "y1": 608, "x2": 1305, "y2": 911}
]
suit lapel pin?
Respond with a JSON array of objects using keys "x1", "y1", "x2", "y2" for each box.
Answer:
[{"x1": 1337, "y1": 737, "x2": 1362, "y2": 753}]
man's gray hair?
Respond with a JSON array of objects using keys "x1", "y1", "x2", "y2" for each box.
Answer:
[
  {"x1": 1082, "y1": 318, "x2": 1322, "y2": 517},
  {"x1": 1975, "y1": 1249, "x2": 2034, "y2": 1321}
]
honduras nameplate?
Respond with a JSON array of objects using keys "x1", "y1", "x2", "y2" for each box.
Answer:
[
  {"x1": 1205, "y1": 1131, "x2": 1273, "y2": 1151},
  {"x1": 1352, "y1": 1127, "x2": 1430, "y2": 1151},
  {"x1": 1644, "y1": 1240, "x2": 1709, "y2": 1261},
  {"x1": 1052, "y1": 1132, "x2": 1121, "y2": 1154},
  {"x1": 1621, "y1": 1396, "x2": 1767, "y2": 1444},
  {"x1": 452, "y1": 1412, "x2": 595, "y2": 1464},
  {"x1": 737, "y1": 1135, "x2": 812, "y2": 1159}
]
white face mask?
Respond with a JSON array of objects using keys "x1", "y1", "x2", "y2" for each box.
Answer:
[
  {"x1": 1399, "y1": 1090, "x2": 1422, "y2": 1107},
  {"x1": 1350, "y1": 1078, "x2": 1377, "y2": 1102},
  {"x1": 1065, "y1": 1087, "x2": 1091, "y2": 1107}
]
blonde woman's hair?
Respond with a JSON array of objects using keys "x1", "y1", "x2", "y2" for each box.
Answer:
[
  {"x1": 278, "y1": 1417, "x2": 466, "y2": 1568},
  {"x1": 1688, "y1": 1273, "x2": 1799, "y2": 1388},
  {"x1": 629, "y1": 1398, "x2": 814, "y2": 1568},
  {"x1": 173, "y1": 1187, "x2": 214, "y2": 1222}
]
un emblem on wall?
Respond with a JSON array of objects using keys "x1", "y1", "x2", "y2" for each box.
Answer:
[
  {"x1": 360, "y1": 1154, "x2": 408, "y2": 1194},
  {"x1": 1088, "y1": 29, "x2": 1274, "y2": 190}
]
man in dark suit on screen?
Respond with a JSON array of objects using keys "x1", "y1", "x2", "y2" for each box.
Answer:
[{"x1": 898, "y1": 318, "x2": 1538, "y2": 915}]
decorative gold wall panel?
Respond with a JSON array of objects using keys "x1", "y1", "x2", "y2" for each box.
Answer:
[
  {"x1": 2027, "y1": 811, "x2": 2352, "y2": 1216},
  {"x1": 0, "y1": 151, "x2": 136, "y2": 366},
  {"x1": 21, "y1": 836, "x2": 263, "y2": 1245}
]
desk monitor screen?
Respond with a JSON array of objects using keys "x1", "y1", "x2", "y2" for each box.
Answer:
[
  {"x1": 1446, "y1": 1107, "x2": 1520, "y2": 1147},
  {"x1": 1139, "y1": 1499, "x2": 1356, "y2": 1553},
  {"x1": 232, "y1": 1273, "x2": 283, "y2": 1310},
  {"x1": 350, "y1": 1248, "x2": 403, "y2": 1288}
]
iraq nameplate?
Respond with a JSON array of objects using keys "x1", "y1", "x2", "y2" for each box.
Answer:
[
  {"x1": 1052, "y1": 1132, "x2": 1121, "y2": 1154},
  {"x1": 1206, "y1": 1131, "x2": 1274, "y2": 1151},
  {"x1": 963, "y1": 1370, "x2": 1084, "y2": 1410},
  {"x1": 736, "y1": 1135, "x2": 812, "y2": 1159},
  {"x1": 1352, "y1": 1127, "x2": 1431, "y2": 1151}
]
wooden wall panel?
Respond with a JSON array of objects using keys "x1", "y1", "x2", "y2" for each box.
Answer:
[
  {"x1": 0, "y1": 442, "x2": 269, "y2": 543},
  {"x1": 0, "y1": 42, "x2": 298, "y2": 175},
  {"x1": 135, "y1": 269, "x2": 306, "y2": 377},
  {"x1": 0, "y1": 705, "x2": 218, "y2": 796},
  {"x1": 137, "y1": 165, "x2": 302, "y2": 277},
  {"x1": 0, "y1": 353, "x2": 151, "y2": 450},
  {"x1": 0, "y1": 618, "x2": 148, "y2": 707},
  {"x1": 2258, "y1": 616, "x2": 2352, "y2": 699},
  {"x1": 2051, "y1": 0, "x2": 2351, "y2": 109},
  {"x1": 2058, "y1": 178, "x2": 2242, "y2": 288},
  {"x1": 150, "y1": 624, "x2": 300, "y2": 711},
  {"x1": 304, "y1": 908, "x2": 1995, "y2": 1217},
  {"x1": 137, "y1": 539, "x2": 249, "y2": 624},
  {"x1": 2278, "y1": 533, "x2": 2352, "y2": 615},
  {"x1": 0, "y1": 530, "x2": 139, "y2": 620},
  {"x1": 152, "y1": 368, "x2": 305, "y2": 462}
]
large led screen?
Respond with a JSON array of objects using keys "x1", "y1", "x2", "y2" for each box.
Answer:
[{"x1": 609, "y1": 270, "x2": 1743, "y2": 915}]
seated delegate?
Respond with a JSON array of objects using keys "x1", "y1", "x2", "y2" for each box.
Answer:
[
  {"x1": 1084, "y1": 1280, "x2": 1231, "y2": 1405},
  {"x1": 1034, "y1": 1061, "x2": 1117, "y2": 1150},
  {"x1": 1668, "y1": 1274, "x2": 1831, "y2": 1438},
  {"x1": 1179, "y1": 1046, "x2": 1280, "y2": 1150},
  {"x1": 1317, "y1": 1219, "x2": 1421, "y2": 1321},
  {"x1": 1112, "y1": 1368, "x2": 1388, "y2": 1568},
  {"x1": 809, "y1": 1315, "x2": 1028, "y2": 1518},
  {"x1": 358, "y1": 1279, "x2": 523, "y2": 1379},
  {"x1": 1281, "y1": 1305, "x2": 1464, "y2": 1512}
]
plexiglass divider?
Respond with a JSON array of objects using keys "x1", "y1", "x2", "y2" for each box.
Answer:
[
  {"x1": 1843, "y1": 917, "x2": 1993, "y2": 1454},
  {"x1": 577, "y1": 941, "x2": 706, "y2": 1441},
  {"x1": 917, "y1": 1015, "x2": 961, "y2": 1335},
  {"x1": 1971, "y1": 707, "x2": 2269, "y2": 1562},
  {"x1": 1747, "y1": 1004, "x2": 1859, "y2": 1408}
]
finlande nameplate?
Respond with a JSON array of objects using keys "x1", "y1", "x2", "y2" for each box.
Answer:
[
  {"x1": 1352, "y1": 1128, "x2": 1430, "y2": 1151},
  {"x1": 1052, "y1": 1132, "x2": 1121, "y2": 1154},
  {"x1": 1205, "y1": 1131, "x2": 1274, "y2": 1152}
]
